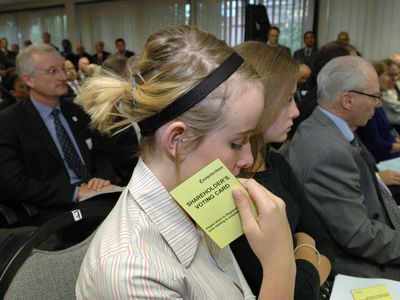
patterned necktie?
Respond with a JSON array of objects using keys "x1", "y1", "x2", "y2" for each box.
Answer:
[
  {"x1": 52, "y1": 109, "x2": 91, "y2": 183},
  {"x1": 351, "y1": 135, "x2": 400, "y2": 228}
]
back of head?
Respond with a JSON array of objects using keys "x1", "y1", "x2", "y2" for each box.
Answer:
[
  {"x1": 78, "y1": 25, "x2": 259, "y2": 146},
  {"x1": 234, "y1": 41, "x2": 298, "y2": 129},
  {"x1": 371, "y1": 60, "x2": 388, "y2": 77},
  {"x1": 16, "y1": 44, "x2": 59, "y2": 77},
  {"x1": 313, "y1": 41, "x2": 352, "y2": 75},
  {"x1": 102, "y1": 54, "x2": 128, "y2": 77},
  {"x1": 317, "y1": 55, "x2": 371, "y2": 106}
]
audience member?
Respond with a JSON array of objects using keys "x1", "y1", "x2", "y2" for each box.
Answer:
[
  {"x1": 0, "y1": 37, "x2": 16, "y2": 80},
  {"x1": 114, "y1": 38, "x2": 135, "y2": 58},
  {"x1": 295, "y1": 63, "x2": 312, "y2": 103},
  {"x1": 63, "y1": 59, "x2": 80, "y2": 102},
  {"x1": 102, "y1": 53, "x2": 129, "y2": 78},
  {"x1": 289, "y1": 41, "x2": 356, "y2": 139},
  {"x1": 75, "y1": 44, "x2": 92, "y2": 62},
  {"x1": 42, "y1": 32, "x2": 59, "y2": 51},
  {"x1": 24, "y1": 40, "x2": 32, "y2": 48},
  {"x1": 77, "y1": 57, "x2": 91, "y2": 80},
  {"x1": 389, "y1": 53, "x2": 400, "y2": 97},
  {"x1": 357, "y1": 60, "x2": 400, "y2": 163},
  {"x1": 288, "y1": 56, "x2": 400, "y2": 280},
  {"x1": 11, "y1": 43, "x2": 19, "y2": 56},
  {"x1": 76, "y1": 25, "x2": 295, "y2": 299},
  {"x1": 0, "y1": 44, "x2": 117, "y2": 224},
  {"x1": 379, "y1": 59, "x2": 400, "y2": 127},
  {"x1": 96, "y1": 53, "x2": 138, "y2": 185},
  {"x1": 230, "y1": 42, "x2": 333, "y2": 300},
  {"x1": 266, "y1": 26, "x2": 291, "y2": 55},
  {"x1": 0, "y1": 75, "x2": 28, "y2": 110},
  {"x1": 61, "y1": 39, "x2": 78, "y2": 67},
  {"x1": 337, "y1": 31, "x2": 350, "y2": 44},
  {"x1": 92, "y1": 41, "x2": 110, "y2": 65},
  {"x1": 294, "y1": 31, "x2": 319, "y2": 69}
]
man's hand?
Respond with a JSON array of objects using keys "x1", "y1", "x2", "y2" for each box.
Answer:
[
  {"x1": 378, "y1": 169, "x2": 400, "y2": 186},
  {"x1": 86, "y1": 177, "x2": 111, "y2": 191}
]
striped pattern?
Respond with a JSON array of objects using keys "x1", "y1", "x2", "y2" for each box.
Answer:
[{"x1": 76, "y1": 159, "x2": 254, "y2": 299}]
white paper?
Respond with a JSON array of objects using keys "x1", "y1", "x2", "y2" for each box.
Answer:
[
  {"x1": 79, "y1": 186, "x2": 125, "y2": 202},
  {"x1": 377, "y1": 156, "x2": 400, "y2": 173},
  {"x1": 330, "y1": 274, "x2": 400, "y2": 300}
]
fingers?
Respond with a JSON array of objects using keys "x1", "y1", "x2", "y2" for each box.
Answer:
[
  {"x1": 233, "y1": 189, "x2": 257, "y2": 235},
  {"x1": 87, "y1": 178, "x2": 111, "y2": 191}
]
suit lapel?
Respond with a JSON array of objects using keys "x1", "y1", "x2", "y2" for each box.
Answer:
[
  {"x1": 60, "y1": 101, "x2": 92, "y2": 171},
  {"x1": 20, "y1": 99, "x2": 63, "y2": 164}
]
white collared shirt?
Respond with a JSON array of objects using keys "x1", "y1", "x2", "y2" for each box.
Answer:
[{"x1": 76, "y1": 159, "x2": 254, "y2": 299}]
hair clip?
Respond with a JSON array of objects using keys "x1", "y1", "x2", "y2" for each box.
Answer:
[{"x1": 131, "y1": 76, "x2": 137, "y2": 108}]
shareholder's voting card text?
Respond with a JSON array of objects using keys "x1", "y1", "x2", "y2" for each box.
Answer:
[{"x1": 170, "y1": 159, "x2": 252, "y2": 248}]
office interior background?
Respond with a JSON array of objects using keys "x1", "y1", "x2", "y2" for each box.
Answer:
[{"x1": 0, "y1": 0, "x2": 398, "y2": 63}]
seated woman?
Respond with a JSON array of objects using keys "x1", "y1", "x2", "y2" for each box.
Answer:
[
  {"x1": 380, "y1": 59, "x2": 400, "y2": 129},
  {"x1": 357, "y1": 60, "x2": 400, "y2": 163},
  {"x1": 0, "y1": 75, "x2": 29, "y2": 110},
  {"x1": 75, "y1": 26, "x2": 295, "y2": 299},
  {"x1": 230, "y1": 42, "x2": 334, "y2": 300}
]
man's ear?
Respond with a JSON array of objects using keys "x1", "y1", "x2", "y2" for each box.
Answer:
[
  {"x1": 162, "y1": 121, "x2": 188, "y2": 160},
  {"x1": 341, "y1": 91, "x2": 353, "y2": 110},
  {"x1": 21, "y1": 74, "x2": 34, "y2": 89}
]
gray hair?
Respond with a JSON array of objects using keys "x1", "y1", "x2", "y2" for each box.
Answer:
[
  {"x1": 317, "y1": 56, "x2": 374, "y2": 105},
  {"x1": 16, "y1": 44, "x2": 59, "y2": 77}
]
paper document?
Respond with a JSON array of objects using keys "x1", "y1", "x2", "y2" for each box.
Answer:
[
  {"x1": 330, "y1": 274, "x2": 400, "y2": 300},
  {"x1": 79, "y1": 186, "x2": 125, "y2": 202},
  {"x1": 170, "y1": 159, "x2": 255, "y2": 248},
  {"x1": 377, "y1": 156, "x2": 400, "y2": 173}
]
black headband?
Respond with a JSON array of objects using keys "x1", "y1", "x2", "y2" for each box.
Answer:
[{"x1": 138, "y1": 52, "x2": 244, "y2": 136}]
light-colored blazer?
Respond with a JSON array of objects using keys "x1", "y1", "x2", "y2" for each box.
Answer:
[{"x1": 288, "y1": 107, "x2": 400, "y2": 280}]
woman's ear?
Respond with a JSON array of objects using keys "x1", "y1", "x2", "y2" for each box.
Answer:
[{"x1": 162, "y1": 121, "x2": 188, "y2": 160}]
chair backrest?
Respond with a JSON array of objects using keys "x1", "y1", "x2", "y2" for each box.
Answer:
[
  {"x1": 0, "y1": 206, "x2": 111, "y2": 299},
  {"x1": 4, "y1": 234, "x2": 93, "y2": 300}
]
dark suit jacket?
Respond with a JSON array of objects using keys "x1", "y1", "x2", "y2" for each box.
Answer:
[
  {"x1": 0, "y1": 98, "x2": 116, "y2": 209},
  {"x1": 293, "y1": 47, "x2": 319, "y2": 68},
  {"x1": 118, "y1": 50, "x2": 135, "y2": 58},
  {"x1": 288, "y1": 107, "x2": 400, "y2": 280},
  {"x1": 92, "y1": 51, "x2": 110, "y2": 65}
]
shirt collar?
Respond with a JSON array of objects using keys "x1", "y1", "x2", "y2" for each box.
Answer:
[
  {"x1": 318, "y1": 106, "x2": 354, "y2": 142},
  {"x1": 30, "y1": 97, "x2": 60, "y2": 119},
  {"x1": 128, "y1": 159, "x2": 199, "y2": 267}
]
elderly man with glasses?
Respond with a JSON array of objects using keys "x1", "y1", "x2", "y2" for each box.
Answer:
[{"x1": 288, "y1": 55, "x2": 400, "y2": 281}]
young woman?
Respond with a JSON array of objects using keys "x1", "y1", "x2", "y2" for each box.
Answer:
[
  {"x1": 230, "y1": 42, "x2": 334, "y2": 300},
  {"x1": 75, "y1": 26, "x2": 295, "y2": 299}
]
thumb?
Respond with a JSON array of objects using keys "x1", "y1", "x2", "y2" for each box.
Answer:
[{"x1": 233, "y1": 189, "x2": 257, "y2": 234}]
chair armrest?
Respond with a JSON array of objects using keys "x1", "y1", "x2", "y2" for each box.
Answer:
[
  {"x1": 0, "y1": 204, "x2": 18, "y2": 226},
  {"x1": 18, "y1": 203, "x2": 38, "y2": 218}
]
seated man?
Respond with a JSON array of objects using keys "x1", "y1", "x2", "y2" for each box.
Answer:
[
  {"x1": 288, "y1": 56, "x2": 400, "y2": 280},
  {"x1": 0, "y1": 44, "x2": 117, "y2": 224}
]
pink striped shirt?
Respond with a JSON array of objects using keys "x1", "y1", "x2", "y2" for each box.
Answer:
[{"x1": 76, "y1": 159, "x2": 254, "y2": 299}]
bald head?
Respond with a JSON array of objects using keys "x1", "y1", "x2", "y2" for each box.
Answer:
[
  {"x1": 298, "y1": 64, "x2": 311, "y2": 86},
  {"x1": 337, "y1": 31, "x2": 350, "y2": 44},
  {"x1": 78, "y1": 57, "x2": 90, "y2": 72}
]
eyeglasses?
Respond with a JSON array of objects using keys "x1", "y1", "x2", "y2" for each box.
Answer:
[
  {"x1": 34, "y1": 66, "x2": 67, "y2": 76},
  {"x1": 348, "y1": 90, "x2": 383, "y2": 103}
]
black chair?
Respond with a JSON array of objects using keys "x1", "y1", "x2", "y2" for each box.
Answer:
[{"x1": 0, "y1": 206, "x2": 112, "y2": 298}]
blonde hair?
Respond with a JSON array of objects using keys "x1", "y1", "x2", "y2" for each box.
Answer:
[
  {"x1": 234, "y1": 41, "x2": 299, "y2": 173},
  {"x1": 77, "y1": 25, "x2": 260, "y2": 152}
]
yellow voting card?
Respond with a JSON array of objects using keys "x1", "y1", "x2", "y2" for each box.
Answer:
[
  {"x1": 351, "y1": 285, "x2": 394, "y2": 300},
  {"x1": 170, "y1": 159, "x2": 255, "y2": 248}
]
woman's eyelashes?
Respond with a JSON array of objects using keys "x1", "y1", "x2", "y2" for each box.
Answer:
[{"x1": 230, "y1": 142, "x2": 243, "y2": 150}]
